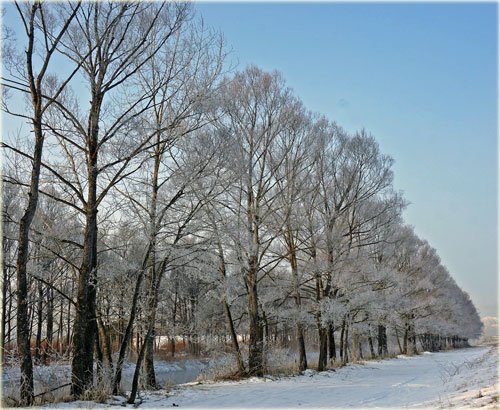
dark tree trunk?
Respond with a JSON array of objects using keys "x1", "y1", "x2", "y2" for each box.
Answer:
[
  {"x1": 317, "y1": 325, "x2": 328, "y2": 371},
  {"x1": 395, "y1": 327, "x2": 403, "y2": 354},
  {"x1": 113, "y1": 282, "x2": 143, "y2": 394},
  {"x1": 43, "y1": 286, "x2": 54, "y2": 364},
  {"x1": 377, "y1": 325, "x2": 388, "y2": 357},
  {"x1": 95, "y1": 324, "x2": 104, "y2": 382},
  {"x1": 35, "y1": 280, "x2": 43, "y2": 363},
  {"x1": 403, "y1": 325, "x2": 408, "y2": 355},
  {"x1": 58, "y1": 299, "x2": 64, "y2": 355},
  {"x1": 223, "y1": 300, "x2": 245, "y2": 374},
  {"x1": 7, "y1": 285, "x2": 13, "y2": 353},
  {"x1": 129, "y1": 257, "x2": 167, "y2": 403},
  {"x1": 410, "y1": 326, "x2": 417, "y2": 355},
  {"x1": 339, "y1": 320, "x2": 345, "y2": 362},
  {"x1": 98, "y1": 316, "x2": 113, "y2": 372},
  {"x1": 297, "y1": 323, "x2": 308, "y2": 371},
  {"x1": 144, "y1": 323, "x2": 157, "y2": 388},
  {"x1": 15, "y1": 87, "x2": 47, "y2": 407},
  {"x1": 112, "y1": 240, "x2": 156, "y2": 394},
  {"x1": 10, "y1": 1, "x2": 80, "y2": 402},
  {"x1": 17, "y1": 211, "x2": 36, "y2": 405},
  {"x1": 128, "y1": 326, "x2": 152, "y2": 405},
  {"x1": 315, "y1": 270, "x2": 328, "y2": 371},
  {"x1": 328, "y1": 324, "x2": 336, "y2": 362},
  {"x1": 71, "y1": 163, "x2": 99, "y2": 397},
  {"x1": 286, "y1": 233, "x2": 307, "y2": 371},
  {"x1": 343, "y1": 322, "x2": 349, "y2": 363},
  {"x1": 170, "y1": 287, "x2": 178, "y2": 358},
  {"x1": 368, "y1": 335, "x2": 375, "y2": 359},
  {"x1": 246, "y1": 257, "x2": 263, "y2": 376},
  {"x1": 15, "y1": 1, "x2": 81, "y2": 401},
  {"x1": 170, "y1": 336, "x2": 175, "y2": 358},
  {"x1": 1, "y1": 265, "x2": 8, "y2": 364},
  {"x1": 143, "y1": 149, "x2": 161, "y2": 389},
  {"x1": 14, "y1": 2, "x2": 45, "y2": 403},
  {"x1": 66, "y1": 289, "x2": 72, "y2": 350},
  {"x1": 15, "y1": 106, "x2": 46, "y2": 408}
]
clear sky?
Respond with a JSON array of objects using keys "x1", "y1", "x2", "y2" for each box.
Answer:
[{"x1": 195, "y1": 2, "x2": 498, "y2": 318}]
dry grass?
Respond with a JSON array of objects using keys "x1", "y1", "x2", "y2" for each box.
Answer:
[
  {"x1": 199, "y1": 356, "x2": 242, "y2": 382},
  {"x1": 265, "y1": 361, "x2": 299, "y2": 377},
  {"x1": 1, "y1": 396, "x2": 19, "y2": 408}
]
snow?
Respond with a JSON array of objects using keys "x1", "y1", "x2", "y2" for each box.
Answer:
[
  {"x1": 160, "y1": 346, "x2": 498, "y2": 408},
  {"x1": 4, "y1": 345, "x2": 498, "y2": 408}
]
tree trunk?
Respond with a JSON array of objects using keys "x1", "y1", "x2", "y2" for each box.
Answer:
[
  {"x1": 170, "y1": 336, "x2": 176, "y2": 358},
  {"x1": 144, "y1": 319, "x2": 157, "y2": 388},
  {"x1": 58, "y1": 299, "x2": 64, "y2": 355},
  {"x1": 343, "y1": 322, "x2": 349, "y2": 363},
  {"x1": 66, "y1": 289, "x2": 72, "y2": 350},
  {"x1": 71, "y1": 165, "x2": 99, "y2": 397},
  {"x1": 15, "y1": 99, "x2": 46, "y2": 407},
  {"x1": 246, "y1": 256, "x2": 263, "y2": 376},
  {"x1": 351, "y1": 332, "x2": 359, "y2": 362},
  {"x1": 207, "y1": 225, "x2": 246, "y2": 373},
  {"x1": 143, "y1": 146, "x2": 162, "y2": 389},
  {"x1": 368, "y1": 335, "x2": 375, "y2": 359},
  {"x1": 223, "y1": 300, "x2": 245, "y2": 374},
  {"x1": 14, "y1": 3, "x2": 48, "y2": 403},
  {"x1": 9, "y1": 0, "x2": 81, "y2": 401},
  {"x1": 377, "y1": 325, "x2": 388, "y2": 357},
  {"x1": 328, "y1": 324, "x2": 336, "y2": 362},
  {"x1": 395, "y1": 327, "x2": 403, "y2": 354},
  {"x1": 35, "y1": 280, "x2": 43, "y2": 363},
  {"x1": 296, "y1": 323, "x2": 308, "y2": 371},
  {"x1": 286, "y1": 233, "x2": 308, "y2": 371},
  {"x1": 403, "y1": 325, "x2": 408, "y2": 355},
  {"x1": 98, "y1": 316, "x2": 113, "y2": 372},
  {"x1": 15, "y1": 116, "x2": 46, "y2": 406},
  {"x1": 2, "y1": 263, "x2": 10, "y2": 364},
  {"x1": 95, "y1": 324, "x2": 104, "y2": 383},
  {"x1": 317, "y1": 325, "x2": 328, "y2": 371},
  {"x1": 43, "y1": 286, "x2": 54, "y2": 364},
  {"x1": 410, "y1": 324, "x2": 417, "y2": 355},
  {"x1": 112, "y1": 241, "x2": 156, "y2": 394},
  {"x1": 339, "y1": 320, "x2": 345, "y2": 362},
  {"x1": 128, "y1": 326, "x2": 152, "y2": 404},
  {"x1": 7, "y1": 286, "x2": 13, "y2": 353},
  {"x1": 17, "y1": 221, "x2": 36, "y2": 405},
  {"x1": 129, "y1": 257, "x2": 167, "y2": 402}
]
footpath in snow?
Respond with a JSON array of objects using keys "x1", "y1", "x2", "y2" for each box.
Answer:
[{"x1": 31, "y1": 345, "x2": 499, "y2": 408}]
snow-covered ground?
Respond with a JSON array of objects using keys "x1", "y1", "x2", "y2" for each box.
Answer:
[{"x1": 22, "y1": 344, "x2": 497, "y2": 409}]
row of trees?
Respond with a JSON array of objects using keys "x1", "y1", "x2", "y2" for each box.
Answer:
[{"x1": 2, "y1": 0, "x2": 482, "y2": 406}]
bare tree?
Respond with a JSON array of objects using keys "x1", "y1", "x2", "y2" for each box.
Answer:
[
  {"x1": 35, "y1": 1, "x2": 192, "y2": 396},
  {"x1": 216, "y1": 66, "x2": 301, "y2": 376},
  {"x1": 2, "y1": 1, "x2": 81, "y2": 403},
  {"x1": 110, "y1": 16, "x2": 224, "y2": 394},
  {"x1": 271, "y1": 107, "x2": 314, "y2": 371}
]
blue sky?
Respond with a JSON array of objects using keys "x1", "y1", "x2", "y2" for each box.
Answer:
[{"x1": 196, "y1": 2, "x2": 498, "y2": 317}]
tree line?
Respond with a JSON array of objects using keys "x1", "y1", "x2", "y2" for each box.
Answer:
[{"x1": 1, "y1": 1, "x2": 482, "y2": 406}]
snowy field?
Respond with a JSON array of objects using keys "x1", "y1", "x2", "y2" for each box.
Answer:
[{"x1": 16, "y1": 344, "x2": 497, "y2": 409}]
